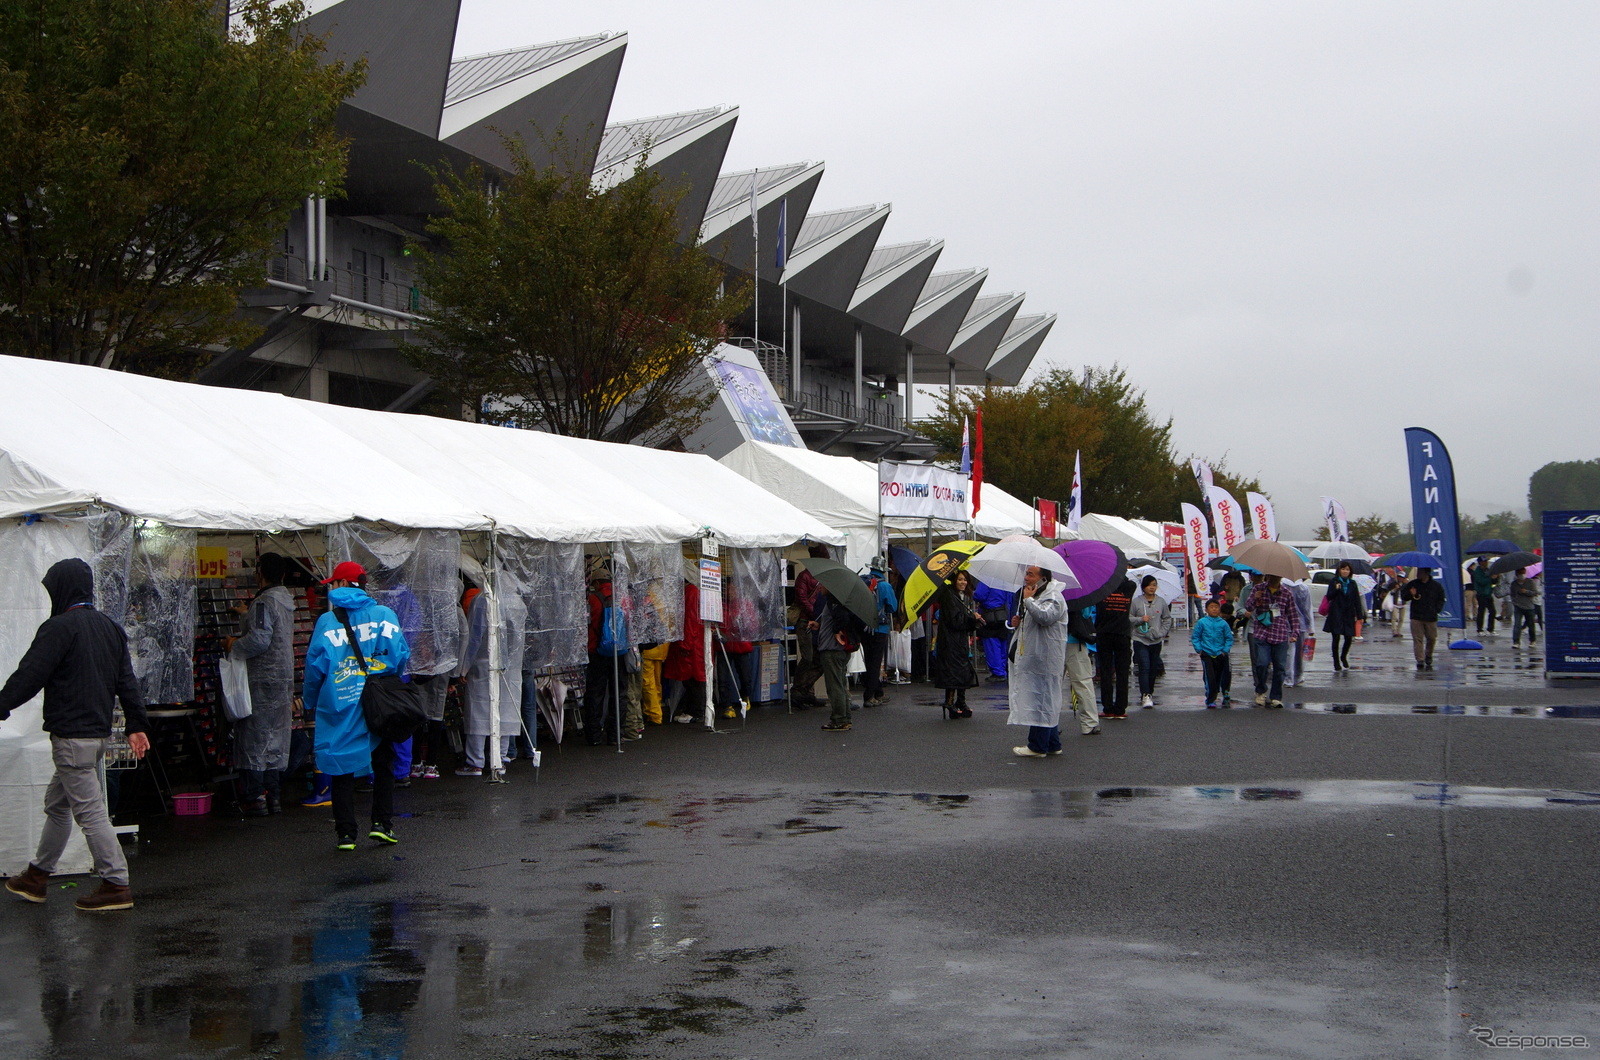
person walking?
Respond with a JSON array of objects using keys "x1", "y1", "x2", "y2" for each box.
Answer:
[
  {"x1": 811, "y1": 586, "x2": 862, "y2": 732},
  {"x1": 929, "y1": 570, "x2": 981, "y2": 719},
  {"x1": 1129, "y1": 576, "x2": 1172, "y2": 708},
  {"x1": 303, "y1": 562, "x2": 411, "y2": 849},
  {"x1": 1388, "y1": 572, "x2": 1409, "y2": 638},
  {"x1": 1094, "y1": 576, "x2": 1136, "y2": 719},
  {"x1": 1511, "y1": 568, "x2": 1541, "y2": 647},
  {"x1": 788, "y1": 545, "x2": 829, "y2": 708},
  {"x1": 224, "y1": 552, "x2": 296, "y2": 816},
  {"x1": 1006, "y1": 567, "x2": 1068, "y2": 757},
  {"x1": 972, "y1": 579, "x2": 1013, "y2": 683},
  {"x1": 1471, "y1": 560, "x2": 1498, "y2": 635},
  {"x1": 1244, "y1": 574, "x2": 1302, "y2": 707},
  {"x1": 1191, "y1": 597, "x2": 1235, "y2": 707},
  {"x1": 859, "y1": 557, "x2": 899, "y2": 708},
  {"x1": 1, "y1": 559, "x2": 150, "y2": 911},
  {"x1": 1064, "y1": 605, "x2": 1100, "y2": 735},
  {"x1": 1286, "y1": 577, "x2": 1313, "y2": 687},
  {"x1": 1321, "y1": 562, "x2": 1366, "y2": 671},
  {"x1": 1403, "y1": 567, "x2": 1446, "y2": 669}
]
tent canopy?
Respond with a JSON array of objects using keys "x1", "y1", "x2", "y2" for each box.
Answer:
[
  {"x1": 0, "y1": 358, "x2": 833, "y2": 546},
  {"x1": 1076, "y1": 513, "x2": 1161, "y2": 556}
]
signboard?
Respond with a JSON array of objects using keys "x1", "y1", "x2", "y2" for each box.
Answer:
[
  {"x1": 1403, "y1": 428, "x2": 1464, "y2": 628},
  {"x1": 712, "y1": 357, "x2": 803, "y2": 447},
  {"x1": 1543, "y1": 510, "x2": 1600, "y2": 677},
  {"x1": 1037, "y1": 499, "x2": 1058, "y2": 538},
  {"x1": 878, "y1": 461, "x2": 969, "y2": 521},
  {"x1": 196, "y1": 546, "x2": 228, "y2": 579},
  {"x1": 1161, "y1": 523, "x2": 1185, "y2": 555},
  {"x1": 698, "y1": 558, "x2": 723, "y2": 623}
]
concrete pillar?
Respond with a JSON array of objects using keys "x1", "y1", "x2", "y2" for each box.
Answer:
[
  {"x1": 791, "y1": 301, "x2": 803, "y2": 398},
  {"x1": 904, "y1": 344, "x2": 914, "y2": 425},
  {"x1": 853, "y1": 324, "x2": 864, "y2": 412}
]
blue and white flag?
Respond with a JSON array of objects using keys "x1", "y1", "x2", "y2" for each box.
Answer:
[
  {"x1": 1067, "y1": 450, "x2": 1083, "y2": 534},
  {"x1": 1404, "y1": 427, "x2": 1464, "y2": 628},
  {"x1": 774, "y1": 197, "x2": 788, "y2": 270}
]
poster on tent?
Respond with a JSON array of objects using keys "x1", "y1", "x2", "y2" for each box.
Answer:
[
  {"x1": 1542, "y1": 510, "x2": 1600, "y2": 678},
  {"x1": 1161, "y1": 522, "x2": 1187, "y2": 572},
  {"x1": 878, "y1": 461, "x2": 969, "y2": 521}
]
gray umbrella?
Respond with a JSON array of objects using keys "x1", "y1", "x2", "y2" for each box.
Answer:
[{"x1": 796, "y1": 558, "x2": 879, "y2": 627}]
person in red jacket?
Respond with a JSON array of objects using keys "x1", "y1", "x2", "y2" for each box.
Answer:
[{"x1": 664, "y1": 578, "x2": 706, "y2": 723}]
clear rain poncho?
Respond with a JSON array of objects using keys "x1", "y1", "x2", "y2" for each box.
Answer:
[
  {"x1": 230, "y1": 585, "x2": 295, "y2": 771},
  {"x1": 1006, "y1": 578, "x2": 1067, "y2": 728}
]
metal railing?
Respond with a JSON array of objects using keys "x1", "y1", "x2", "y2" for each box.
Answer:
[
  {"x1": 798, "y1": 387, "x2": 902, "y2": 431},
  {"x1": 267, "y1": 255, "x2": 433, "y2": 315}
]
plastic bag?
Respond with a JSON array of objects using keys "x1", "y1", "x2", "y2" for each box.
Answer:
[{"x1": 219, "y1": 652, "x2": 253, "y2": 721}]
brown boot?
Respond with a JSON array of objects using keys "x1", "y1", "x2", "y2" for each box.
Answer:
[
  {"x1": 74, "y1": 880, "x2": 133, "y2": 912},
  {"x1": 5, "y1": 864, "x2": 49, "y2": 903}
]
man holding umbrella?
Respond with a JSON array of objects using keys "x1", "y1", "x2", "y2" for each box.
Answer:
[{"x1": 797, "y1": 556, "x2": 877, "y2": 732}]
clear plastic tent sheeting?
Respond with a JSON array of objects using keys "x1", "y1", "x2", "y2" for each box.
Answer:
[
  {"x1": 724, "y1": 548, "x2": 784, "y2": 642},
  {"x1": 613, "y1": 542, "x2": 685, "y2": 650},
  {"x1": 97, "y1": 519, "x2": 198, "y2": 707},
  {"x1": 497, "y1": 537, "x2": 586, "y2": 674},
  {"x1": 326, "y1": 524, "x2": 463, "y2": 677}
]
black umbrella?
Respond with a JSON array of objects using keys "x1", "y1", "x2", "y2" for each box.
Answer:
[
  {"x1": 796, "y1": 557, "x2": 879, "y2": 627},
  {"x1": 1329, "y1": 558, "x2": 1375, "y2": 576},
  {"x1": 1488, "y1": 552, "x2": 1540, "y2": 577},
  {"x1": 1466, "y1": 538, "x2": 1520, "y2": 555}
]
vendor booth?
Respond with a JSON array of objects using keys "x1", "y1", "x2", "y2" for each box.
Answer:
[{"x1": 0, "y1": 357, "x2": 839, "y2": 874}]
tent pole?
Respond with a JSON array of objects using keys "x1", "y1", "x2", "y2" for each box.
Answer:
[{"x1": 486, "y1": 529, "x2": 506, "y2": 783}]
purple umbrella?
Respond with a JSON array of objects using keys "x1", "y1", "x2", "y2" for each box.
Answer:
[{"x1": 1052, "y1": 540, "x2": 1128, "y2": 608}]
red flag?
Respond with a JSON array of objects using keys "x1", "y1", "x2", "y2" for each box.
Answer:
[
  {"x1": 972, "y1": 407, "x2": 984, "y2": 516},
  {"x1": 1037, "y1": 499, "x2": 1058, "y2": 537}
]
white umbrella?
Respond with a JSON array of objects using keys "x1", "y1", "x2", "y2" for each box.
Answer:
[
  {"x1": 1131, "y1": 567, "x2": 1184, "y2": 604},
  {"x1": 964, "y1": 537, "x2": 1080, "y2": 593},
  {"x1": 1309, "y1": 541, "x2": 1371, "y2": 561}
]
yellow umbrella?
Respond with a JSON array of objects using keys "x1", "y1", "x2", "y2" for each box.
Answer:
[{"x1": 903, "y1": 540, "x2": 987, "y2": 621}]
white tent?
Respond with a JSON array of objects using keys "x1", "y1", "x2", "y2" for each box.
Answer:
[
  {"x1": 719, "y1": 440, "x2": 1036, "y2": 570},
  {"x1": 1077, "y1": 513, "x2": 1162, "y2": 556}
]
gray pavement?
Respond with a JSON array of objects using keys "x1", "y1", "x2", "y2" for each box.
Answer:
[{"x1": 4, "y1": 629, "x2": 1600, "y2": 1059}]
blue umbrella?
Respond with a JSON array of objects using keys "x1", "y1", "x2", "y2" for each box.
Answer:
[
  {"x1": 1466, "y1": 538, "x2": 1520, "y2": 555},
  {"x1": 887, "y1": 546, "x2": 921, "y2": 580},
  {"x1": 1377, "y1": 551, "x2": 1448, "y2": 570}
]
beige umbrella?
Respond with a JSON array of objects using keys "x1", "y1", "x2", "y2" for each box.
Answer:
[{"x1": 1228, "y1": 539, "x2": 1310, "y2": 580}]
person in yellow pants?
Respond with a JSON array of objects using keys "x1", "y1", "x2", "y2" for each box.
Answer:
[{"x1": 640, "y1": 642, "x2": 670, "y2": 724}]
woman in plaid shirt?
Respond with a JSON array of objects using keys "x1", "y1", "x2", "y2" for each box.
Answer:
[{"x1": 1245, "y1": 575, "x2": 1302, "y2": 708}]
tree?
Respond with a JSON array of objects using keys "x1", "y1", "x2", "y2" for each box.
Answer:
[
  {"x1": 1459, "y1": 510, "x2": 1535, "y2": 550},
  {"x1": 404, "y1": 138, "x2": 750, "y2": 443},
  {"x1": 0, "y1": 0, "x2": 362, "y2": 377},
  {"x1": 1315, "y1": 514, "x2": 1401, "y2": 549},
  {"x1": 1529, "y1": 460, "x2": 1600, "y2": 522},
  {"x1": 919, "y1": 365, "x2": 1234, "y2": 520}
]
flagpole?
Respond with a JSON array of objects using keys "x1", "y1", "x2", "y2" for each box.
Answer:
[{"x1": 750, "y1": 169, "x2": 760, "y2": 354}]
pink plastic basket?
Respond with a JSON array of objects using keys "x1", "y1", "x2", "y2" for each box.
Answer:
[{"x1": 172, "y1": 792, "x2": 212, "y2": 816}]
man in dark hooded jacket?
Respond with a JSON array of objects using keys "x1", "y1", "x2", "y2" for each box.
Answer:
[{"x1": 0, "y1": 559, "x2": 149, "y2": 911}]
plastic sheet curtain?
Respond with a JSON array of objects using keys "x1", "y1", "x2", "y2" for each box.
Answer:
[
  {"x1": 723, "y1": 548, "x2": 784, "y2": 642},
  {"x1": 497, "y1": 537, "x2": 585, "y2": 672},
  {"x1": 326, "y1": 524, "x2": 462, "y2": 676},
  {"x1": 95, "y1": 519, "x2": 198, "y2": 707},
  {"x1": 613, "y1": 542, "x2": 683, "y2": 648}
]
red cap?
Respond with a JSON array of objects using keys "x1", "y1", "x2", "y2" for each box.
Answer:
[{"x1": 322, "y1": 561, "x2": 366, "y2": 584}]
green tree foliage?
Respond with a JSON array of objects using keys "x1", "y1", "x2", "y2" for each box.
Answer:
[
  {"x1": 1528, "y1": 460, "x2": 1600, "y2": 522},
  {"x1": 1316, "y1": 514, "x2": 1402, "y2": 549},
  {"x1": 1459, "y1": 510, "x2": 1536, "y2": 551},
  {"x1": 405, "y1": 138, "x2": 749, "y2": 443},
  {"x1": 918, "y1": 365, "x2": 1258, "y2": 521},
  {"x1": 0, "y1": 0, "x2": 362, "y2": 377}
]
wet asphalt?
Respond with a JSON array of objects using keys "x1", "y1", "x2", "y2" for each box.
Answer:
[{"x1": 5, "y1": 629, "x2": 1600, "y2": 1060}]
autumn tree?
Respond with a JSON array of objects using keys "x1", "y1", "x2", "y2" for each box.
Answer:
[
  {"x1": 0, "y1": 0, "x2": 362, "y2": 377},
  {"x1": 404, "y1": 138, "x2": 750, "y2": 443},
  {"x1": 919, "y1": 365, "x2": 1229, "y2": 520}
]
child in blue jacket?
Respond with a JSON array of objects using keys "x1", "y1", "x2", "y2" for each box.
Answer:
[{"x1": 1190, "y1": 598, "x2": 1235, "y2": 707}]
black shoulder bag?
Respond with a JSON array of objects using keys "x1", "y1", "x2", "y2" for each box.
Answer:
[{"x1": 334, "y1": 607, "x2": 426, "y2": 742}]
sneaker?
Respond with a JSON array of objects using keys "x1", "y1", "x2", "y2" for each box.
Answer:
[
  {"x1": 1254, "y1": 693, "x2": 1268, "y2": 707},
  {"x1": 623, "y1": 728, "x2": 644, "y2": 741},
  {"x1": 1047, "y1": 749, "x2": 1064, "y2": 756},
  {"x1": 1205, "y1": 701, "x2": 1217, "y2": 708},
  {"x1": 368, "y1": 824, "x2": 398, "y2": 845},
  {"x1": 454, "y1": 766, "x2": 483, "y2": 777},
  {"x1": 409, "y1": 764, "x2": 426, "y2": 779},
  {"x1": 820, "y1": 721, "x2": 852, "y2": 731},
  {"x1": 1222, "y1": 692, "x2": 1232, "y2": 704},
  {"x1": 5, "y1": 864, "x2": 48, "y2": 903},
  {"x1": 672, "y1": 713, "x2": 695, "y2": 724},
  {"x1": 1140, "y1": 694, "x2": 1154, "y2": 709},
  {"x1": 74, "y1": 881, "x2": 133, "y2": 912},
  {"x1": 336, "y1": 835, "x2": 357, "y2": 851},
  {"x1": 1012, "y1": 746, "x2": 1046, "y2": 758},
  {"x1": 1083, "y1": 727, "x2": 1102, "y2": 736},
  {"x1": 421, "y1": 765, "x2": 440, "y2": 780},
  {"x1": 1268, "y1": 700, "x2": 1284, "y2": 708}
]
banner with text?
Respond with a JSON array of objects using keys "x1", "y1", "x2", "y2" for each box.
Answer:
[
  {"x1": 1321, "y1": 495, "x2": 1350, "y2": 543},
  {"x1": 1543, "y1": 510, "x2": 1600, "y2": 677},
  {"x1": 1246, "y1": 491, "x2": 1277, "y2": 541},
  {"x1": 878, "y1": 461, "x2": 970, "y2": 521},
  {"x1": 1037, "y1": 499, "x2": 1059, "y2": 538},
  {"x1": 1205, "y1": 485, "x2": 1247, "y2": 555},
  {"x1": 1180, "y1": 503, "x2": 1212, "y2": 600},
  {"x1": 1403, "y1": 428, "x2": 1463, "y2": 628}
]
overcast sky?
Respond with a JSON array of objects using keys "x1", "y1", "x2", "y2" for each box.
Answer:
[{"x1": 455, "y1": 1, "x2": 1599, "y2": 536}]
